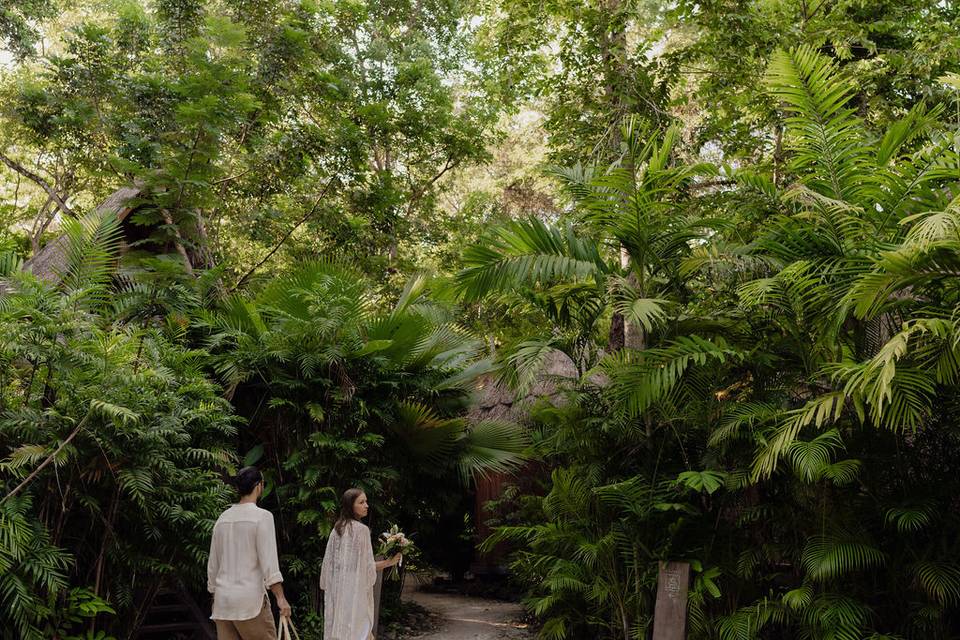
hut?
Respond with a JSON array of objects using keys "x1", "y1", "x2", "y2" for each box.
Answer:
[
  {"x1": 468, "y1": 349, "x2": 579, "y2": 574},
  {"x1": 21, "y1": 181, "x2": 210, "y2": 286},
  {"x1": 22, "y1": 184, "x2": 145, "y2": 283}
]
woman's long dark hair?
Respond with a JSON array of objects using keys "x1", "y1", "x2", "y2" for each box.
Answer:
[
  {"x1": 232, "y1": 466, "x2": 263, "y2": 497},
  {"x1": 334, "y1": 488, "x2": 365, "y2": 535}
]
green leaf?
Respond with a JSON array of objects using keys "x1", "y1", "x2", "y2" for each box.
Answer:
[
  {"x1": 677, "y1": 470, "x2": 727, "y2": 494},
  {"x1": 243, "y1": 444, "x2": 265, "y2": 467},
  {"x1": 801, "y1": 536, "x2": 886, "y2": 581},
  {"x1": 355, "y1": 339, "x2": 394, "y2": 356}
]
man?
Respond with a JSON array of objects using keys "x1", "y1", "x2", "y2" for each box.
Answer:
[{"x1": 208, "y1": 466, "x2": 292, "y2": 639}]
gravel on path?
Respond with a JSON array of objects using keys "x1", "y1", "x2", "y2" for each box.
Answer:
[{"x1": 403, "y1": 582, "x2": 531, "y2": 640}]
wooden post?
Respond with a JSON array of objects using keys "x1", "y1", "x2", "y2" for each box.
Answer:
[{"x1": 652, "y1": 561, "x2": 690, "y2": 640}]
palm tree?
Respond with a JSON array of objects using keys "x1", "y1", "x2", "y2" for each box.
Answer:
[
  {"x1": 202, "y1": 260, "x2": 529, "y2": 483},
  {"x1": 720, "y1": 45, "x2": 960, "y2": 475},
  {"x1": 698, "y1": 45, "x2": 960, "y2": 638},
  {"x1": 456, "y1": 120, "x2": 723, "y2": 390},
  {"x1": 200, "y1": 261, "x2": 530, "y2": 609},
  {"x1": 473, "y1": 46, "x2": 960, "y2": 640}
]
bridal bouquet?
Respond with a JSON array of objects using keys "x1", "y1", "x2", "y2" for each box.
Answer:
[{"x1": 377, "y1": 524, "x2": 415, "y2": 580}]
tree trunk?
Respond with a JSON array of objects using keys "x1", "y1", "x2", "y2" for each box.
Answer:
[
  {"x1": 623, "y1": 252, "x2": 646, "y2": 350},
  {"x1": 772, "y1": 124, "x2": 784, "y2": 188},
  {"x1": 30, "y1": 194, "x2": 55, "y2": 255},
  {"x1": 602, "y1": 0, "x2": 631, "y2": 353},
  {"x1": 609, "y1": 310, "x2": 626, "y2": 351},
  {"x1": 160, "y1": 209, "x2": 195, "y2": 276}
]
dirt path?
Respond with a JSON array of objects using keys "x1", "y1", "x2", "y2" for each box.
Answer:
[{"x1": 404, "y1": 583, "x2": 530, "y2": 640}]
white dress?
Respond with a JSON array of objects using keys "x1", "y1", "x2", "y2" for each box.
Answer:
[{"x1": 320, "y1": 520, "x2": 377, "y2": 640}]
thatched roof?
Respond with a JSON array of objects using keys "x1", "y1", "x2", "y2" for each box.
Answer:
[
  {"x1": 469, "y1": 349, "x2": 579, "y2": 422},
  {"x1": 23, "y1": 184, "x2": 143, "y2": 283}
]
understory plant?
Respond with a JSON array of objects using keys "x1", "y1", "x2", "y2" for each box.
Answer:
[
  {"x1": 0, "y1": 217, "x2": 235, "y2": 638},
  {"x1": 200, "y1": 260, "x2": 530, "y2": 631},
  {"x1": 472, "y1": 46, "x2": 960, "y2": 640}
]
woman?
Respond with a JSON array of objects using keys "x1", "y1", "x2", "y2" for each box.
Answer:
[
  {"x1": 320, "y1": 488, "x2": 401, "y2": 640},
  {"x1": 207, "y1": 466, "x2": 292, "y2": 640}
]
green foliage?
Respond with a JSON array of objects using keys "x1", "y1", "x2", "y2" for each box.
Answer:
[
  {"x1": 475, "y1": 0, "x2": 670, "y2": 165},
  {"x1": 666, "y1": 0, "x2": 960, "y2": 158},
  {"x1": 3, "y1": 0, "x2": 960, "y2": 638},
  {"x1": 0, "y1": 258, "x2": 235, "y2": 636},
  {"x1": 0, "y1": 190, "x2": 527, "y2": 635},
  {"x1": 0, "y1": 0, "x2": 56, "y2": 59},
  {"x1": 201, "y1": 259, "x2": 529, "y2": 610},
  {"x1": 0, "y1": 0, "x2": 498, "y2": 282},
  {"x1": 473, "y1": 43, "x2": 960, "y2": 640}
]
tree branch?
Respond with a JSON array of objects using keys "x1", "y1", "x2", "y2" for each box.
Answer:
[
  {"x1": 231, "y1": 177, "x2": 338, "y2": 292},
  {"x1": 1, "y1": 409, "x2": 92, "y2": 505},
  {"x1": 405, "y1": 156, "x2": 458, "y2": 217},
  {"x1": 213, "y1": 168, "x2": 252, "y2": 185},
  {"x1": 0, "y1": 151, "x2": 76, "y2": 218},
  {"x1": 160, "y1": 208, "x2": 195, "y2": 276}
]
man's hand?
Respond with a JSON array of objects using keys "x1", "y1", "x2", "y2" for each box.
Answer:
[
  {"x1": 269, "y1": 582, "x2": 292, "y2": 618},
  {"x1": 276, "y1": 595, "x2": 292, "y2": 618}
]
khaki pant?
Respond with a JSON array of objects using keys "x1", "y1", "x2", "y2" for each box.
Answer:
[{"x1": 215, "y1": 598, "x2": 277, "y2": 640}]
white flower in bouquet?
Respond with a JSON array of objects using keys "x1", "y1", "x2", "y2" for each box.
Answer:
[{"x1": 376, "y1": 524, "x2": 416, "y2": 580}]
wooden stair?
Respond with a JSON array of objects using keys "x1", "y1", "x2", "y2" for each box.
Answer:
[{"x1": 134, "y1": 582, "x2": 216, "y2": 640}]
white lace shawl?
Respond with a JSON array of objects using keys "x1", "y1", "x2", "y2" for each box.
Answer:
[{"x1": 320, "y1": 520, "x2": 377, "y2": 640}]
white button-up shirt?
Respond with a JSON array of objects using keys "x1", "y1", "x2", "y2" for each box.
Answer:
[{"x1": 207, "y1": 503, "x2": 284, "y2": 621}]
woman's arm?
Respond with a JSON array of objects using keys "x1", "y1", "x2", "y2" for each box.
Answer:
[
  {"x1": 320, "y1": 532, "x2": 336, "y2": 591},
  {"x1": 374, "y1": 553, "x2": 402, "y2": 571},
  {"x1": 359, "y1": 525, "x2": 377, "y2": 586}
]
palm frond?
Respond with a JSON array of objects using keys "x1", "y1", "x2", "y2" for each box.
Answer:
[
  {"x1": 388, "y1": 401, "x2": 463, "y2": 469},
  {"x1": 592, "y1": 336, "x2": 740, "y2": 418},
  {"x1": 885, "y1": 503, "x2": 935, "y2": 533},
  {"x1": 829, "y1": 323, "x2": 939, "y2": 430},
  {"x1": 608, "y1": 276, "x2": 669, "y2": 333},
  {"x1": 56, "y1": 211, "x2": 124, "y2": 299},
  {"x1": 0, "y1": 251, "x2": 23, "y2": 277},
  {"x1": 766, "y1": 45, "x2": 868, "y2": 203},
  {"x1": 456, "y1": 219, "x2": 604, "y2": 301},
  {"x1": 716, "y1": 599, "x2": 785, "y2": 640},
  {"x1": 709, "y1": 402, "x2": 783, "y2": 447},
  {"x1": 456, "y1": 419, "x2": 530, "y2": 483},
  {"x1": 912, "y1": 561, "x2": 960, "y2": 605},
  {"x1": 752, "y1": 392, "x2": 846, "y2": 480},
  {"x1": 801, "y1": 536, "x2": 886, "y2": 581},
  {"x1": 676, "y1": 470, "x2": 726, "y2": 494},
  {"x1": 496, "y1": 339, "x2": 567, "y2": 395},
  {"x1": 787, "y1": 428, "x2": 844, "y2": 483}
]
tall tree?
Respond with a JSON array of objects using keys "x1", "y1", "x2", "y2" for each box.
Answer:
[
  {"x1": 662, "y1": 0, "x2": 960, "y2": 160},
  {"x1": 0, "y1": 0, "x2": 502, "y2": 283},
  {"x1": 474, "y1": 0, "x2": 670, "y2": 166}
]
